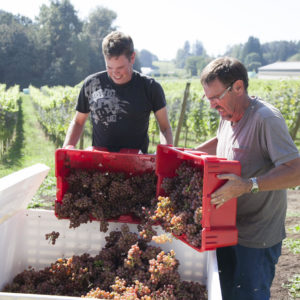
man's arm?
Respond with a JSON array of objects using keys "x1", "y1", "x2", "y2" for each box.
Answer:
[
  {"x1": 211, "y1": 156, "x2": 300, "y2": 208},
  {"x1": 194, "y1": 137, "x2": 218, "y2": 155},
  {"x1": 154, "y1": 107, "x2": 173, "y2": 145},
  {"x1": 63, "y1": 111, "x2": 89, "y2": 148},
  {"x1": 253, "y1": 157, "x2": 300, "y2": 191}
]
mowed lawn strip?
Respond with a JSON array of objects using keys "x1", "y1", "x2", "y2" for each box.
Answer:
[{"x1": 0, "y1": 94, "x2": 56, "y2": 178}]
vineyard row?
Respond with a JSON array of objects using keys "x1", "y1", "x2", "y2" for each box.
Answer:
[{"x1": 0, "y1": 79, "x2": 299, "y2": 155}]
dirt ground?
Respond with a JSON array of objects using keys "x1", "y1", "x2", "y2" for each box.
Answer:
[{"x1": 270, "y1": 189, "x2": 300, "y2": 300}]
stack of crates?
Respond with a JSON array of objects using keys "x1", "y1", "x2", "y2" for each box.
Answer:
[{"x1": 55, "y1": 144, "x2": 241, "y2": 252}]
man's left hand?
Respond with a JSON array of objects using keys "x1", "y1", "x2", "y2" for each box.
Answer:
[{"x1": 211, "y1": 173, "x2": 251, "y2": 208}]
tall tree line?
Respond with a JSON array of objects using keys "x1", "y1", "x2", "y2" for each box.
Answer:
[
  {"x1": 0, "y1": 0, "x2": 141, "y2": 88},
  {"x1": 175, "y1": 37, "x2": 300, "y2": 76}
]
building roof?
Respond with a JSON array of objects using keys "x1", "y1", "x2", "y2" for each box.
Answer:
[{"x1": 258, "y1": 61, "x2": 300, "y2": 71}]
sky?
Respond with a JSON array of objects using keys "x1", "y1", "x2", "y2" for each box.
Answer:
[{"x1": 1, "y1": 0, "x2": 300, "y2": 61}]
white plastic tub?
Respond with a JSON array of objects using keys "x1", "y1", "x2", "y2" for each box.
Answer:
[
  {"x1": 0, "y1": 209, "x2": 222, "y2": 300},
  {"x1": 0, "y1": 164, "x2": 222, "y2": 300},
  {"x1": 0, "y1": 163, "x2": 49, "y2": 224}
]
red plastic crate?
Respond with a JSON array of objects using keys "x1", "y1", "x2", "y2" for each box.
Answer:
[
  {"x1": 155, "y1": 144, "x2": 241, "y2": 252},
  {"x1": 55, "y1": 147, "x2": 156, "y2": 223}
]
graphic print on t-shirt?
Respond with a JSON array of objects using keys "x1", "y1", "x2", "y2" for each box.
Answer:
[{"x1": 88, "y1": 86, "x2": 129, "y2": 127}]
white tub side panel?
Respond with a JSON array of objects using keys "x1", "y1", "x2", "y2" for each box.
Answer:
[
  {"x1": 0, "y1": 209, "x2": 221, "y2": 300},
  {"x1": 207, "y1": 250, "x2": 222, "y2": 300},
  {"x1": 0, "y1": 164, "x2": 50, "y2": 224}
]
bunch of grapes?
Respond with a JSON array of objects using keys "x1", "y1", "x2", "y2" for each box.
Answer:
[
  {"x1": 45, "y1": 231, "x2": 60, "y2": 245},
  {"x1": 56, "y1": 169, "x2": 157, "y2": 232},
  {"x1": 148, "y1": 250, "x2": 179, "y2": 285},
  {"x1": 139, "y1": 161, "x2": 204, "y2": 248},
  {"x1": 158, "y1": 161, "x2": 203, "y2": 247},
  {"x1": 56, "y1": 161, "x2": 204, "y2": 248},
  {"x1": 3, "y1": 225, "x2": 207, "y2": 300}
]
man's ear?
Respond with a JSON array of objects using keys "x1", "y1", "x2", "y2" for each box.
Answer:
[
  {"x1": 130, "y1": 52, "x2": 136, "y2": 64},
  {"x1": 233, "y1": 79, "x2": 245, "y2": 95}
]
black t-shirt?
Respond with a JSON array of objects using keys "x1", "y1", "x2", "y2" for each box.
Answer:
[{"x1": 76, "y1": 71, "x2": 166, "y2": 153}]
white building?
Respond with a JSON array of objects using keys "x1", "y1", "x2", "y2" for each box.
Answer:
[{"x1": 258, "y1": 62, "x2": 300, "y2": 79}]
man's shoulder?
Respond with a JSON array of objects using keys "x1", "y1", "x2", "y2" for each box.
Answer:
[
  {"x1": 134, "y1": 71, "x2": 157, "y2": 83},
  {"x1": 84, "y1": 71, "x2": 108, "y2": 84},
  {"x1": 254, "y1": 98, "x2": 281, "y2": 120},
  {"x1": 133, "y1": 71, "x2": 162, "y2": 92}
]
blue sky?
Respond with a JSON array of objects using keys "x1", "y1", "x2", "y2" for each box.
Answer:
[{"x1": 2, "y1": 0, "x2": 300, "y2": 60}]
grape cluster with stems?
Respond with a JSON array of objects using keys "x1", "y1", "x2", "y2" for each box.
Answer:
[
  {"x1": 160, "y1": 161, "x2": 203, "y2": 247},
  {"x1": 55, "y1": 169, "x2": 157, "y2": 232},
  {"x1": 138, "y1": 161, "x2": 204, "y2": 248},
  {"x1": 45, "y1": 231, "x2": 60, "y2": 245},
  {"x1": 3, "y1": 224, "x2": 207, "y2": 300}
]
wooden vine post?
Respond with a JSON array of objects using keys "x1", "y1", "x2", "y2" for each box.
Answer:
[
  {"x1": 174, "y1": 82, "x2": 190, "y2": 147},
  {"x1": 290, "y1": 111, "x2": 300, "y2": 141}
]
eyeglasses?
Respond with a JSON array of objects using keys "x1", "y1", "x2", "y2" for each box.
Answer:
[{"x1": 202, "y1": 82, "x2": 235, "y2": 102}]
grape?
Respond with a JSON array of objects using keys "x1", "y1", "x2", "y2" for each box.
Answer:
[
  {"x1": 4, "y1": 225, "x2": 207, "y2": 299},
  {"x1": 56, "y1": 169, "x2": 157, "y2": 232}
]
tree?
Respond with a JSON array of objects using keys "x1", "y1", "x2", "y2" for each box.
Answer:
[
  {"x1": 183, "y1": 41, "x2": 190, "y2": 55},
  {"x1": 185, "y1": 56, "x2": 211, "y2": 76},
  {"x1": 185, "y1": 56, "x2": 199, "y2": 76},
  {"x1": 139, "y1": 49, "x2": 158, "y2": 67},
  {"x1": 242, "y1": 36, "x2": 263, "y2": 65},
  {"x1": 244, "y1": 52, "x2": 262, "y2": 72},
  {"x1": 83, "y1": 6, "x2": 117, "y2": 74},
  {"x1": 36, "y1": 0, "x2": 83, "y2": 86},
  {"x1": 225, "y1": 44, "x2": 243, "y2": 61},
  {"x1": 287, "y1": 52, "x2": 300, "y2": 61},
  {"x1": 192, "y1": 40, "x2": 205, "y2": 56},
  {"x1": 0, "y1": 11, "x2": 39, "y2": 88},
  {"x1": 175, "y1": 41, "x2": 191, "y2": 68},
  {"x1": 262, "y1": 41, "x2": 300, "y2": 65}
]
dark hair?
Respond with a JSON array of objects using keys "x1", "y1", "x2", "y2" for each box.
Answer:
[
  {"x1": 102, "y1": 31, "x2": 134, "y2": 60},
  {"x1": 200, "y1": 57, "x2": 249, "y2": 91}
]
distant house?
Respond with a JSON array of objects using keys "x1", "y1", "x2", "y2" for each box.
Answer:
[
  {"x1": 141, "y1": 67, "x2": 155, "y2": 75},
  {"x1": 258, "y1": 62, "x2": 300, "y2": 79}
]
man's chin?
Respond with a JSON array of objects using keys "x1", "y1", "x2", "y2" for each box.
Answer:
[{"x1": 219, "y1": 113, "x2": 232, "y2": 120}]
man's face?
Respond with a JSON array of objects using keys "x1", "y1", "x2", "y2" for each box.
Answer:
[
  {"x1": 203, "y1": 78, "x2": 243, "y2": 122},
  {"x1": 105, "y1": 53, "x2": 135, "y2": 85}
]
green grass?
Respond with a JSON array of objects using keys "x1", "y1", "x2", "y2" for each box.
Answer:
[
  {"x1": 152, "y1": 61, "x2": 188, "y2": 77},
  {"x1": 283, "y1": 238, "x2": 300, "y2": 254},
  {"x1": 0, "y1": 95, "x2": 56, "y2": 178},
  {"x1": 288, "y1": 224, "x2": 300, "y2": 233},
  {"x1": 27, "y1": 175, "x2": 56, "y2": 209},
  {"x1": 283, "y1": 224, "x2": 300, "y2": 254},
  {"x1": 0, "y1": 94, "x2": 57, "y2": 208},
  {"x1": 286, "y1": 211, "x2": 300, "y2": 218},
  {"x1": 283, "y1": 275, "x2": 300, "y2": 299}
]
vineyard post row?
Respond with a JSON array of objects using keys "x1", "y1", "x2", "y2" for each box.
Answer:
[{"x1": 16, "y1": 79, "x2": 300, "y2": 152}]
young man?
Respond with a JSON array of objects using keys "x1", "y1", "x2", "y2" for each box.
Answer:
[
  {"x1": 196, "y1": 57, "x2": 300, "y2": 300},
  {"x1": 63, "y1": 31, "x2": 173, "y2": 152}
]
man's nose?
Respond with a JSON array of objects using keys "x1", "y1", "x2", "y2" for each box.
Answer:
[{"x1": 209, "y1": 99, "x2": 218, "y2": 109}]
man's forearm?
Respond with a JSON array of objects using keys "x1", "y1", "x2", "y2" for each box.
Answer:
[
  {"x1": 255, "y1": 157, "x2": 300, "y2": 191},
  {"x1": 63, "y1": 122, "x2": 84, "y2": 147},
  {"x1": 211, "y1": 156, "x2": 300, "y2": 207},
  {"x1": 159, "y1": 127, "x2": 173, "y2": 145},
  {"x1": 195, "y1": 137, "x2": 218, "y2": 155}
]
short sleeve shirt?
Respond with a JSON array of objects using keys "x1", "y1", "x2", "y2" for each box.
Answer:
[
  {"x1": 76, "y1": 71, "x2": 166, "y2": 153},
  {"x1": 217, "y1": 97, "x2": 300, "y2": 248}
]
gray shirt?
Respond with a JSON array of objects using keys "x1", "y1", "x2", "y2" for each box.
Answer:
[{"x1": 217, "y1": 97, "x2": 300, "y2": 248}]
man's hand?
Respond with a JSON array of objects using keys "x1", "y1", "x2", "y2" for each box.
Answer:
[{"x1": 211, "y1": 173, "x2": 251, "y2": 209}]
